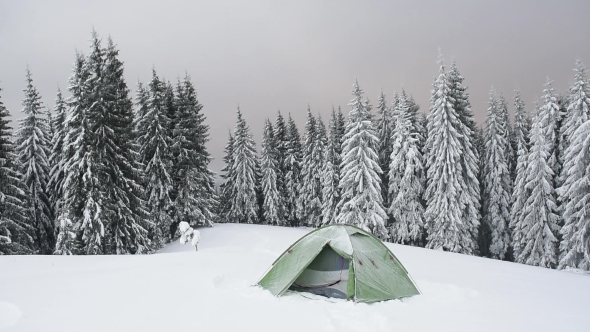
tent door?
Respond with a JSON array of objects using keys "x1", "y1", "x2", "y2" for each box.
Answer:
[{"x1": 288, "y1": 245, "x2": 350, "y2": 299}]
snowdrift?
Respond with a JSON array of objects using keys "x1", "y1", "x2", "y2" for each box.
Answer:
[{"x1": 1, "y1": 224, "x2": 589, "y2": 332}]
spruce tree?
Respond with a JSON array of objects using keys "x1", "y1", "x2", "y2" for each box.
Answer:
[
  {"x1": 261, "y1": 119, "x2": 285, "y2": 225},
  {"x1": 48, "y1": 89, "x2": 68, "y2": 220},
  {"x1": 424, "y1": 58, "x2": 477, "y2": 254},
  {"x1": 557, "y1": 60, "x2": 590, "y2": 270},
  {"x1": 313, "y1": 116, "x2": 327, "y2": 223},
  {"x1": 284, "y1": 114, "x2": 302, "y2": 226},
  {"x1": 388, "y1": 93, "x2": 425, "y2": 245},
  {"x1": 540, "y1": 79, "x2": 563, "y2": 188},
  {"x1": 482, "y1": 90, "x2": 511, "y2": 259},
  {"x1": 297, "y1": 107, "x2": 324, "y2": 227},
  {"x1": 15, "y1": 69, "x2": 54, "y2": 253},
  {"x1": 447, "y1": 60, "x2": 480, "y2": 253},
  {"x1": 226, "y1": 108, "x2": 258, "y2": 223},
  {"x1": 172, "y1": 75, "x2": 216, "y2": 228},
  {"x1": 100, "y1": 36, "x2": 150, "y2": 254},
  {"x1": 297, "y1": 108, "x2": 316, "y2": 225},
  {"x1": 273, "y1": 111, "x2": 288, "y2": 216},
  {"x1": 219, "y1": 131, "x2": 235, "y2": 222},
  {"x1": 321, "y1": 108, "x2": 341, "y2": 225},
  {"x1": 510, "y1": 90, "x2": 531, "y2": 260},
  {"x1": 0, "y1": 87, "x2": 34, "y2": 254},
  {"x1": 376, "y1": 91, "x2": 392, "y2": 207},
  {"x1": 336, "y1": 79, "x2": 388, "y2": 238},
  {"x1": 136, "y1": 70, "x2": 174, "y2": 247},
  {"x1": 517, "y1": 109, "x2": 559, "y2": 268},
  {"x1": 61, "y1": 51, "x2": 91, "y2": 255}
]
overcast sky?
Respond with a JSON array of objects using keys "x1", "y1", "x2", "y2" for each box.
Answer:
[{"x1": 1, "y1": 0, "x2": 589, "y2": 174}]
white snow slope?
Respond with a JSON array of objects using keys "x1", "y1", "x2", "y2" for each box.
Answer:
[{"x1": 1, "y1": 224, "x2": 589, "y2": 332}]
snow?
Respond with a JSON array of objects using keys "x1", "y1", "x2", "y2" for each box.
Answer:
[{"x1": 1, "y1": 223, "x2": 589, "y2": 332}]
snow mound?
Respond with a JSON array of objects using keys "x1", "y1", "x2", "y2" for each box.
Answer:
[
  {"x1": 1, "y1": 224, "x2": 590, "y2": 332},
  {"x1": 0, "y1": 301, "x2": 22, "y2": 330}
]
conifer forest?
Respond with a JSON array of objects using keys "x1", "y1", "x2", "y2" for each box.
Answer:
[{"x1": 2, "y1": 31, "x2": 590, "y2": 272}]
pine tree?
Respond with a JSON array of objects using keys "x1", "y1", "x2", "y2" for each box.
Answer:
[
  {"x1": 100, "y1": 36, "x2": 150, "y2": 254},
  {"x1": 136, "y1": 69, "x2": 174, "y2": 247},
  {"x1": 517, "y1": 109, "x2": 559, "y2": 268},
  {"x1": 314, "y1": 116, "x2": 327, "y2": 222},
  {"x1": 375, "y1": 90, "x2": 392, "y2": 207},
  {"x1": 48, "y1": 89, "x2": 68, "y2": 221},
  {"x1": 321, "y1": 108, "x2": 341, "y2": 226},
  {"x1": 15, "y1": 68, "x2": 54, "y2": 253},
  {"x1": 273, "y1": 111, "x2": 288, "y2": 215},
  {"x1": 557, "y1": 60, "x2": 590, "y2": 270},
  {"x1": 297, "y1": 108, "x2": 316, "y2": 225},
  {"x1": 497, "y1": 95, "x2": 515, "y2": 186},
  {"x1": 226, "y1": 108, "x2": 258, "y2": 223},
  {"x1": 284, "y1": 114, "x2": 302, "y2": 226},
  {"x1": 540, "y1": 79, "x2": 563, "y2": 188},
  {"x1": 219, "y1": 131, "x2": 235, "y2": 222},
  {"x1": 61, "y1": 50, "x2": 90, "y2": 255},
  {"x1": 297, "y1": 107, "x2": 324, "y2": 227},
  {"x1": 172, "y1": 75, "x2": 216, "y2": 228},
  {"x1": 336, "y1": 79, "x2": 388, "y2": 238},
  {"x1": 0, "y1": 87, "x2": 34, "y2": 254},
  {"x1": 447, "y1": 60, "x2": 480, "y2": 253},
  {"x1": 482, "y1": 90, "x2": 511, "y2": 259},
  {"x1": 510, "y1": 90, "x2": 531, "y2": 260},
  {"x1": 260, "y1": 119, "x2": 285, "y2": 225},
  {"x1": 388, "y1": 93, "x2": 425, "y2": 245},
  {"x1": 424, "y1": 57, "x2": 477, "y2": 254}
]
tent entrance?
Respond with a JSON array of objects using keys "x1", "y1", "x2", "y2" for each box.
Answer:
[{"x1": 288, "y1": 245, "x2": 350, "y2": 299}]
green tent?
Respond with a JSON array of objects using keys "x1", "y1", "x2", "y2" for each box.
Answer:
[{"x1": 257, "y1": 224, "x2": 420, "y2": 303}]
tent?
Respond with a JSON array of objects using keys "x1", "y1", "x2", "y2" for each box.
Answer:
[{"x1": 257, "y1": 224, "x2": 420, "y2": 303}]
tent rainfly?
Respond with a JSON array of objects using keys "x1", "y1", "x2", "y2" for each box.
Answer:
[{"x1": 257, "y1": 224, "x2": 420, "y2": 303}]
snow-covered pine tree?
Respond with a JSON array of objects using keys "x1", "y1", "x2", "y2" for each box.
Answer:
[
  {"x1": 375, "y1": 90, "x2": 392, "y2": 207},
  {"x1": 540, "y1": 79, "x2": 563, "y2": 189},
  {"x1": 0, "y1": 87, "x2": 34, "y2": 254},
  {"x1": 284, "y1": 114, "x2": 302, "y2": 226},
  {"x1": 273, "y1": 111, "x2": 288, "y2": 214},
  {"x1": 226, "y1": 107, "x2": 258, "y2": 223},
  {"x1": 136, "y1": 69, "x2": 174, "y2": 247},
  {"x1": 510, "y1": 90, "x2": 531, "y2": 260},
  {"x1": 297, "y1": 107, "x2": 324, "y2": 227},
  {"x1": 446, "y1": 60, "x2": 480, "y2": 253},
  {"x1": 100, "y1": 36, "x2": 150, "y2": 254},
  {"x1": 424, "y1": 57, "x2": 477, "y2": 254},
  {"x1": 517, "y1": 109, "x2": 559, "y2": 268},
  {"x1": 557, "y1": 59, "x2": 590, "y2": 270},
  {"x1": 321, "y1": 108, "x2": 341, "y2": 226},
  {"x1": 404, "y1": 91, "x2": 425, "y2": 150},
  {"x1": 172, "y1": 75, "x2": 216, "y2": 228},
  {"x1": 60, "y1": 51, "x2": 90, "y2": 255},
  {"x1": 48, "y1": 89, "x2": 68, "y2": 221},
  {"x1": 313, "y1": 116, "x2": 327, "y2": 223},
  {"x1": 498, "y1": 95, "x2": 515, "y2": 183},
  {"x1": 296, "y1": 108, "x2": 316, "y2": 225},
  {"x1": 218, "y1": 132, "x2": 235, "y2": 223},
  {"x1": 15, "y1": 68, "x2": 54, "y2": 253},
  {"x1": 388, "y1": 93, "x2": 425, "y2": 245},
  {"x1": 558, "y1": 60, "x2": 589, "y2": 191},
  {"x1": 260, "y1": 119, "x2": 286, "y2": 225},
  {"x1": 336, "y1": 79, "x2": 388, "y2": 238},
  {"x1": 482, "y1": 90, "x2": 511, "y2": 260},
  {"x1": 336, "y1": 106, "x2": 346, "y2": 148}
]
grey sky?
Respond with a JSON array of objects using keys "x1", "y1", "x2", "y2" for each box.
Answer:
[{"x1": 1, "y1": 0, "x2": 589, "y2": 174}]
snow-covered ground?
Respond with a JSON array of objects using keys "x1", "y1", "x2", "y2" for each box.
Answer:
[{"x1": 1, "y1": 224, "x2": 589, "y2": 332}]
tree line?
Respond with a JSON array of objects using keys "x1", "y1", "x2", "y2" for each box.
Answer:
[
  {"x1": 0, "y1": 31, "x2": 215, "y2": 255},
  {"x1": 219, "y1": 56, "x2": 590, "y2": 270},
  {"x1": 1, "y1": 31, "x2": 589, "y2": 271}
]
